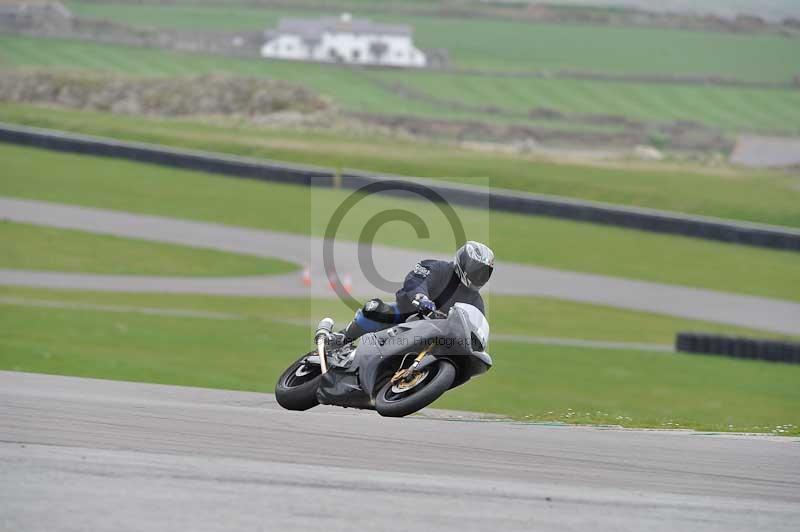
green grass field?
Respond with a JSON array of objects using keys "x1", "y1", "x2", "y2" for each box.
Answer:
[
  {"x1": 1, "y1": 35, "x2": 798, "y2": 134},
  {"x1": 1, "y1": 286, "x2": 797, "y2": 434},
  {"x1": 2, "y1": 134, "x2": 796, "y2": 434},
  {"x1": 2, "y1": 142, "x2": 798, "y2": 301},
  {"x1": 0, "y1": 36, "x2": 530, "y2": 128},
  {"x1": 2, "y1": 3, "x2": 797, "y2": 435},
  {"x1": 3, "y1": 102, "x2": 800, "y2": 229},
  {"x1": 64, "y1": 1, "x2": 800, "y2": 82},
  {"x1": 377, "y1": 69, "x2": 800, "y2": 133},
  {"x1": 1, "y1": 221, "x2": 297, "y2": 276},
  {"x1": 4, "y1": 286, "x2": 788, "y2": 343}
]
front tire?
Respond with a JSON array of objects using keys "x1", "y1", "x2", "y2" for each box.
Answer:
[
  {"x1": 275, "y1": 353, "x2": 322, "y2": 411},
  {"x1": 375, "y1": 360, "x2": 456, "y2": 418}
]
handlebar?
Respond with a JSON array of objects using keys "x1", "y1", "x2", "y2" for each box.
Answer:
[{"x1": 411, "y1": 299, "x2": 448, "y2": 320}]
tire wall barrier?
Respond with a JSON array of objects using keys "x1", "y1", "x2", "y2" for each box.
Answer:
[
  {"x1": 0, "y1": 124, "x2": 333, "y2": 186},
  {"x1": 2, "y1": 123, "x2": 800, "y2": 252},
  {"x1": 676, "y1": 332, "x2": 800, "y2": 364}
]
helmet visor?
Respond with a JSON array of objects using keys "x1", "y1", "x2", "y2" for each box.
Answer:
[{"x1": 466, "y1": 262, "x2": 493, "y2": 289}]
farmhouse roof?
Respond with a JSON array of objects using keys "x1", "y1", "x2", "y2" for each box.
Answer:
[{"x1": 270, "y1": 15, "x2": 412, "y2": 39}]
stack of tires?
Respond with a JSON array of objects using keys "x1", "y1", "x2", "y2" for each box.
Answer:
[{"x1": 675, "y1": 333, "x2": 800, "y2": 364}]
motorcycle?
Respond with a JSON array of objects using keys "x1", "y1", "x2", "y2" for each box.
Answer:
[{"x1": 275, "y1": 301, "x2": 493, "y2": 417}]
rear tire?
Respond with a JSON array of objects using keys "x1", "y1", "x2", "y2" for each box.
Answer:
[
  {"x1": 275, "y1": 354, "x2": 322, "y2": 411},
  {"x1": 375, "y1": 360, "x2": 456, "y2": 418}
]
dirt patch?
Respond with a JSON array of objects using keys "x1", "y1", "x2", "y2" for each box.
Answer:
[
  {"x1": 348, "y1": 112, "x2": 635, "y2": 148},
  {"x1": 0, "y1": 70, "x2": 331, "y2": 117},
  {"x1": 348, "y1": 111, "x2": 733, "y2": 153},
  {"x1": 442, "y1": 67, "x2": 796, "y2": 91}
]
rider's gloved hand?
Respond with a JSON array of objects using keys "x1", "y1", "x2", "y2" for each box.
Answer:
[{"x1": 415, "y1": 294, "x2": 436, "y2": 314}]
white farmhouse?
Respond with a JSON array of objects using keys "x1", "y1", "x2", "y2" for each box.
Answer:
[{"x1": 260, "y1": 13, "x2": 426, "y2": 68}]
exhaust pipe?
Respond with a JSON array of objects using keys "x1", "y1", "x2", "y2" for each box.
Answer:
[{"x1": 314, "y1": 318, "x2": 335, "y2": 374}]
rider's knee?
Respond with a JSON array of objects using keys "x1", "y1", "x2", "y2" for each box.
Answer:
[{"x1": 359, "y1": 298, "x2": 396, "y2": 323}]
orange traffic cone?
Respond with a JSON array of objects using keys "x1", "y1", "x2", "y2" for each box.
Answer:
[
  {"x1": 301, "y1": 265, "x2": 312, "y2": 287},
  {"x1": 343, "y1": 273, "x2": 353, "y2": 294}
]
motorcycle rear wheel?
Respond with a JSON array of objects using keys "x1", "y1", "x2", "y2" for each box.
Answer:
[
  {"x1": 375, "y1": 359, "x2": 456, "y2": 418},
  {"x1": 275, "y1": 353, "x2": 322, "y2": 411}
]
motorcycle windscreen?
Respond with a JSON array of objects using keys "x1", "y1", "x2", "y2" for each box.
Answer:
[{"x1": 453, "y1": 302, "x2": 490, "y2": 349}]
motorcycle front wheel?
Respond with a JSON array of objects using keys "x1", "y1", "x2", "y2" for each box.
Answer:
[
  {"x1": 275, "y1": 353, "x2": 322, "y2": 411},
  {"x1": 375, "y1": 359, "x2": 456, "y2": 418}
]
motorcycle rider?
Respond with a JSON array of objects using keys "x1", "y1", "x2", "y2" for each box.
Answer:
[{"x1": 332, "y1": 241, "x2": 494, "y2": 345}]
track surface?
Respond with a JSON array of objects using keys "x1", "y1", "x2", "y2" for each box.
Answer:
[
  {"x1": 1, "y1": 371, "x2": 798, "y2": 532},
  {"x1": 2, "y1": 197, "x2": 799, "y2": 334}
]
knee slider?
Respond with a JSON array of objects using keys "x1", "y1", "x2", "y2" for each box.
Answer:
[{"x1": 361, "y1": 298, "x2": 395, "y2": 323}]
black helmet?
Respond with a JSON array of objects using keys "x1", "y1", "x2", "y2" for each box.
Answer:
[{"x1": 454, "y1": 241, "x2": 494, "y2": 290}]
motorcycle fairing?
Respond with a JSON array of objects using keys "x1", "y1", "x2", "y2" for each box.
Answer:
[
  {"x1": 316, "y1": 362, "x2": 373, "y2": 409},
  {"x1": 348, "y1": 306, "x2": 492, "y2": 398}
]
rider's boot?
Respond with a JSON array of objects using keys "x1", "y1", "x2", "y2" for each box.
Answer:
[{"x1": 329, "y1": 320, "x2": 367, "y2": 348}]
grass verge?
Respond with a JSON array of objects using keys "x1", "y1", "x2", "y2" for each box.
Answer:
[
  {"x1": 0, "y1": 221, "x2": 297, "y2": 276},
  {"x1": 1, "y1": 286, "x2": 797, "y2": 434},
  {"x1": 3, "y1": 286, "x2": 791, "y2": 343},
  {"x1": 437, "y1": 341, "x2": 799, "y2": 434}
]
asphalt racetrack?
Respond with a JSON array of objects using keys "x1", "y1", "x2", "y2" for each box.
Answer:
[
  {"x1": 2, "y1": 197, "x2": 799, "y2": 335},
  {"x1": 1, "y1": 371, "x2": 798, "y2": 532}
]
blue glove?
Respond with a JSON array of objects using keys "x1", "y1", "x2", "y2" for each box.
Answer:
[{"x1": 415, "y1": 295, "x2": 436, "y2": 314}]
